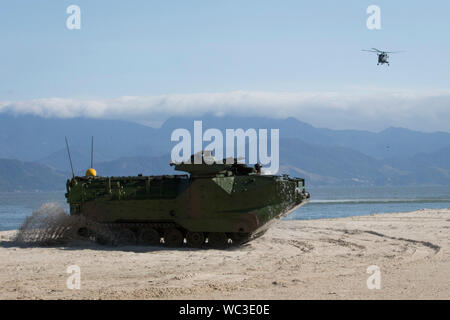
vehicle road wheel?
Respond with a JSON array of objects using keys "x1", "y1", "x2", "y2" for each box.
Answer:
[
  {"x1": 208, "y1": 232, "x2": 229, "y2": 249},
  {"x1": 186, "y1": 232, "x2": 205, "y2": 248},
  {"x1": 77, "y1": 227, "x2": 89, "y2": 238},
  {"x1": 138, "y1": 228, "x2": 160, "y2": 245},
  {"x1": 116, "y1": 228, "x2": 137, "y2": 245},
  {"x1": 164, "y1": 228, "x2": 184, "y2": 247}
]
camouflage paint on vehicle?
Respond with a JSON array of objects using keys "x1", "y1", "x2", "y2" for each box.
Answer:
[{"x1": 65, "y1": 153, "x2": 309, "y2": 247}]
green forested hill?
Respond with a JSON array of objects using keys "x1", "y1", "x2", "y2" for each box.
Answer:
[{"x1": 0, "y1": 159, "x2": 67, "y2": 192}]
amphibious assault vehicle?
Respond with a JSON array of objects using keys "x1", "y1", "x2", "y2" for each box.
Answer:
[{"x1": 65, "y1": 152, "x2": 309, "y2": 247}]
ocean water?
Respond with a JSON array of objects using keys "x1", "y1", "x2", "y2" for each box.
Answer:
[
  {"x1": 0, "y1": 186, "x2": 450, "y2": 231},
  {"x1": 0, "y1": 192, "x2": 68, "y2": 231},
  {"x1": 288, "y1": 186, "x2": 450, "y2": 221}
]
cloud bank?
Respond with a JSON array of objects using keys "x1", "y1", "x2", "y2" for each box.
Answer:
[{"x1": 1, "y1": 90, "x2": 450, "y2": 132}]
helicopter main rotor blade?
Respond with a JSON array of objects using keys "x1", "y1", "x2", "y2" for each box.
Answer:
[
  {"x1": 384, "y1": 51, "x2": 404, "y2": 54},
  {"x1": 362, "y1": 49, "x2": 379, "y2": 53},
  {"x1": 371, "y1": 48, "x2": 383, "y2": 53}
]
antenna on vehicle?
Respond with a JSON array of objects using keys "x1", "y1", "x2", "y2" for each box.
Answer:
[
  {"x1": 90, "y1": 136, "x2": 94, "y2": 169},
  {"x1": 85, "y1": 136, "x2": 97, "y2": 177},
  {"x1": 65, "y1": 136, "x2": 75, "y2": 178}
]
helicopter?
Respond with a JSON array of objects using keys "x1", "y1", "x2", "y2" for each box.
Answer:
[{"x1": 362, "y1": 48, "x2": 403, "y2": 66}]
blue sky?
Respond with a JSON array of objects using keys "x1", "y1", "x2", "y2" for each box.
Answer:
[{"x1": 0, "y1": 1, "x2": 449, "y2": 131}]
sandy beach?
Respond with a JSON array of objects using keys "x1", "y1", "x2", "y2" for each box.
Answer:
[{"x1": 0, "y1": 208, "x2": 449, "y2": 300}]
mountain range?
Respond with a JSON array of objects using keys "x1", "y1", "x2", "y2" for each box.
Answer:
[{"x1": 0, "y1": 113, "x2": 449, "y2": 191}]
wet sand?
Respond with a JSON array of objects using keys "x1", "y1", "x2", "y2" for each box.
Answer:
[{"x1": 0, "y1": 208, "x2": 449, "y2": 299}]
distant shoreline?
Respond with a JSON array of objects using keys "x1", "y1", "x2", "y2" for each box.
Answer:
[
  {"x1": 0, "y1": 191, "x2": 65, "y2": 194},
  {"x1": 2, "y1": 184, "x2": 450, "y2": 193}
]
